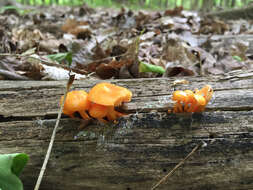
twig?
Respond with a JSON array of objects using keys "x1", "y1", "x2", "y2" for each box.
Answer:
[
  {"x1": 82, "y1": 52, "x2": 131, "y2": 65},
  {"x1": 34, "y1": 73, "x2": 75, "y2": 190},
  {"x1": 28, "y1": 56, "x2": 88, "y2": 75},
  {"x1": 0, "y1": 52, "x2": 130, "y2": 75},
  {"x1": 0, "y1": 52, "x2": 88, "y2": 75},
  {"x1": 0, "y1": 53, "x2": 13, "y2": 56},
  {"x1": 0, "y1": 69, "x2": 30, "y2": 80},
  {"x1": 151, "y1": 143, "x2": 202, "y2": 190}
]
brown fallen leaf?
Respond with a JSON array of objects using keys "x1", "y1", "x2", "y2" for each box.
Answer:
[
  {"x1": 163, "y1": 66, "x2": 194, "y2": 77},
  {"x1": 164, "y1": 6, "x2": 183, "y2": 17}
]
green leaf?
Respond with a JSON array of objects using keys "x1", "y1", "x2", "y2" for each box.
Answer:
[
  {"x1": 0, "y1": 153, "x2": 29, "y2": 190},
  {"x1": 47, "y1": 52, "x2": 73, "y2": 67},
  {"x1": 232, "y1": 55, "x2": 242, "y2": 62},
  {"x1": 139, "y1": 62, "x2": 165, "y2": 74}
]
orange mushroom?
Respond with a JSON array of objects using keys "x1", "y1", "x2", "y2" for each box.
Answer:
[
  {"x1": 171, "y1": 85, "x2": 213, "y2": 113},
  {"x1": 194, "y1": 85, "x2": 213, "y2": 104},
  {"x1": 60, "y1": 90, "x2": 90, "y2": 119},
  {"x1": 87, "y1": 82, "x2": 132, "y2": 122}
]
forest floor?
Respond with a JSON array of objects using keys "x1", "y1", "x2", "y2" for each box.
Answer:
[{"x1": 0, "y1": 2, "x2": 252, "y2": 81}]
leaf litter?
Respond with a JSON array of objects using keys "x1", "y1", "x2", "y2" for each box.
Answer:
[{"x1": 0, "y1": 1, "x2": 252, "y2": 80}]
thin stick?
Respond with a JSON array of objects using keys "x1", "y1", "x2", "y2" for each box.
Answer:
[
  {"x1": 151, "y1": 143, "x2": 202, "y2": 190},
  {"x1": 0, "y1": 69, "x2": 30, "y2": 80},
  {"x1": 34, "y1": 74, "x2": 75, "y2": 190},
  {"x1": 0, "y1": 52, "x2": 130, "y2": 75}
]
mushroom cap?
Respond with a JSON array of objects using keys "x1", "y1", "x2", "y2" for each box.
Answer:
[
  {"x1": 88, "y1": 82, "x2": 132, "y2": 106},
  {"x1": 193, "y1": 94, "x2": 206, "y2": 106},
  {"x1": 195, "y1": 85, "x2": 213, "y2": 103},
  {"x1": 193, "y1": 94, "x2": 207, "y2": 112},
  {"x1": 61, "y1": 90, "x2": 90, "y2": 115},
  {"x1": 172, "y1": 91, "x2": 189, "y2": 102}
]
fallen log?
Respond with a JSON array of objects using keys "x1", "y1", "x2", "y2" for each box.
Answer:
[
  {"x1": 204, "y1": 5, "x2": 253, "y2": 20},
  {"x1": 0, "y1": 70, "x2": 253, "y2": 190}
]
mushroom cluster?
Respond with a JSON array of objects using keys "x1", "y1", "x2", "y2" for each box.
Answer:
[
  {"x1": 171, "y1": 85, "x2": 213, "y2": 113},
  {"x1": 61, "y1": 82, "x2": 132, "y2": 122},
  {"x1": 61, "y1": 83, "x2": 212, "y2": 121}
]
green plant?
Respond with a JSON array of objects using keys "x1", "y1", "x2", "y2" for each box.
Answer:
[
  {"x1": 0, "y1": 153, "x2": 29, "y2": 190},
  {"x1": 232, "y1": 55, "x2": 242, "y2": 62},
  {"x1": 139, "y1": 62, "x2": 165, "y2": 74},
  {"x1": 47, "y1": 52, "x2": 73, "y2": 66}
]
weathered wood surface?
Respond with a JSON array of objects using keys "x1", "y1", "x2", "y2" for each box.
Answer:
[
  {"x1": 204, "y1": 5, "x2": 253, "y2": 19},
  {"x1": 1, "y1": 70, "x2": 253, "y2": 190},
  {"x1": 196, "y1": 34, "x2": 253, "y2": 54}
]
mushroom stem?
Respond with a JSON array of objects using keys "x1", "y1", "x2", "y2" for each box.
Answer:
[{"x1": 79, "y1": 111, "x2": 90, "y2": 120}]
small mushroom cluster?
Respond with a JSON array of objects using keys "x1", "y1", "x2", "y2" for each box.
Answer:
[
  {"x1": 61, "y1": 82, "x2": 132, "y2": 122},
  {"x1": 61, "y1": 82, "x2": 213, "y2": 122},
  {"x1": 171, "y1": 85, "x2": 213, "y2": 113}
]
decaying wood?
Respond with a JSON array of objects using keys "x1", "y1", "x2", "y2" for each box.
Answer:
[
  {"x1": 196, "y1": 34, "x2": 253, "y2": 54},
  {"x1": 0, "y1": 70, "x2": 253, "y2": 190},
  {"x1": 204, "y1": 5, "x2": 253, "y2": 19}
]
